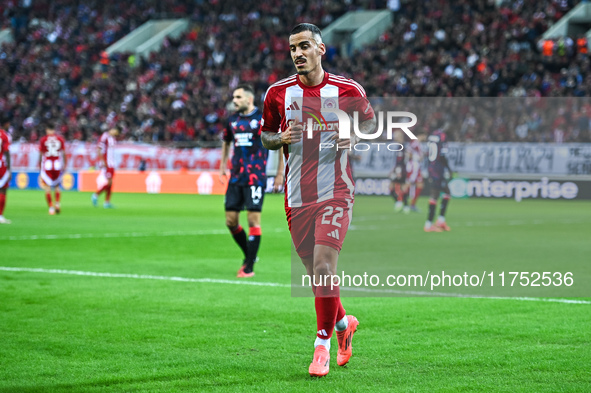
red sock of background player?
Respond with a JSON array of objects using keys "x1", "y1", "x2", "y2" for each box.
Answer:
[
  {"x1": 55, "y1": 190, "x2": 61, "y2": 206},
  {"x1": 0, "y1": 193, "x2": 5, "y2": 216},
  {"x1": 394, "y1": 183, "x2": 403, "y2": 202},
  {"x1": 96, "y1": 185, "x2": 108, "y2": 196},
  {"x1": 411, "y1": 186, "x2": 422, "y2": 207},
  {"x1": 105, "y1": 185, "x2": 112, "y2": 202},
  {"x1": 403, "y1": 189, "x2": 409, "y2": 206},
  {"x1": 45, "y1": 192, "x2": 53, "y2": 207},
  {"x1": 314, "y1": 285, "x2": 340, "y2": 349},
  {"x1": 228, "y1": 225, "x2": 248, "y2": 258}
]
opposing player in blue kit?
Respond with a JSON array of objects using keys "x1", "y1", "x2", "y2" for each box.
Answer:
[
  {"x1": 425, "y1": 128, "x2": 453, "y2": 232},
  {"x1": 219, "y1": 84, "x2": 283, "y2": 277}
]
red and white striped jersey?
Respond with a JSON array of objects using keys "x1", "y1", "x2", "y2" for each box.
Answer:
[
  {"x1": 98, "y1": 132, "x2": 116, "y2": 169},
  {"x1": 408, "y1": 140, "x2": 422, "y2": 160},
  {"x1": 405, "y1": 140, "x2": 423, "y2": 183},
  {"x1": 261, "y1": 72, "x2": 374, "y2": 208},
  {"x1": 0, "y1": 129, "x2": 10, "y2": 187}
]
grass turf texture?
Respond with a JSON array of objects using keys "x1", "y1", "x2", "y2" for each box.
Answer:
[{"x1": 0, "y1": 190, "x2": 589, "y2": 392}]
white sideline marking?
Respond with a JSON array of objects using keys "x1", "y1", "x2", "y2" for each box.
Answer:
[
  {"x1": 0, "y1": 267, "x2": 290, "y2": 288},
  {"x1": 1, "y1": 267, "x2": 589, "y2": 305},
  {"x1": 352, "y1": 216, "x2": 587, "y2": 227},
  {"x1": 2, "y1": 217, "x2": 586, "y2": 240},
  {"x1": 0, "y1": 228, "x2": 286, "y2": 241},
  {"x1": 348, "y1": 217, "x2": 588, "y2": 231}
]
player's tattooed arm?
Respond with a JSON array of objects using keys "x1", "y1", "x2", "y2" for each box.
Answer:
[
  {"x1": 262, "y1": 120, "x2": 303, "y2": 150},
  {"x1": 261, "y1": 131, "x2": 284, "y2": 150},
  {"x1": 357, "y1": 116, "x2": 377, "y2": 135}
]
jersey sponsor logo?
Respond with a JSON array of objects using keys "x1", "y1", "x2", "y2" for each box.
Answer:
[
  {"x1": 234, "y1": 133, "x2": 253, "y2": 147},
  {"x1": 308, "y1": 120, "x2": 339, "y2": 132}
]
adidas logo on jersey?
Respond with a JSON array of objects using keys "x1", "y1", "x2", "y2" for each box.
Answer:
[
  {"x1": 286, "y1": 101, "x2": 300, "y2": 111},
  {"x1": 327, "y1": 229, "x2": 340, "y2": 240}
]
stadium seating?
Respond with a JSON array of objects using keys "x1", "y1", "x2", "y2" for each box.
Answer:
[{"x1": 1, "y1": 0, "x2": 589, "y2": 143}]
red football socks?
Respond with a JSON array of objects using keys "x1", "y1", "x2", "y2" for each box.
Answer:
[
  {"x1": 45, "y1": 192, "x2": 53, "y2": 207},
  {"x1": 314, "y1": 285, "x2": 341, "y2": 339}
]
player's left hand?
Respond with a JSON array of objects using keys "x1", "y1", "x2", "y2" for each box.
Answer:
[
  {"x1": 273, "y1": 174, "x2": 284, "y2": 193},
  {"x1": 329, "y1": 132, "x2": 357, "y2": 150}
]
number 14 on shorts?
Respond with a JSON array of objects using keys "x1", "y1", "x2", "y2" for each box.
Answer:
[{"x1": 250, "y1": 185, "x2": 262, "y2": 205}]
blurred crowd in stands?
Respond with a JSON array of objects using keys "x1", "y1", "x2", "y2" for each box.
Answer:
[{"x1": 1, "y1": 0, "x2": 590, "y2": 144}]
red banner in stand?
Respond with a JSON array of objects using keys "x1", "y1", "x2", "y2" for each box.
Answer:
[{"x1": 9, "y1": 142, "x2": 223, "y2": 171}]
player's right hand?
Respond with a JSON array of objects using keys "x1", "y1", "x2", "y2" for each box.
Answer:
[
  {"x1": 281, "y1": 116, "x2": 303, "y2": 145},
  {"x1": 218, "y1": 168, "x2": 228, "y2": 184},
  {"x1": 273, "y1": 173, "x2": 284, "y2": 193}
]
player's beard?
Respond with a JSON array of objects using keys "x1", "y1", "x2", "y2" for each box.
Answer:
[{"x1": 294, "y1": 59, "x2": 313, "y2": 75}]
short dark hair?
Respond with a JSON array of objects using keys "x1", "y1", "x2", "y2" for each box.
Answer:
[
  {"x1": 290, "y1": 23, "x2": 322, "y2": 43},
  {"x1": 45, "y1": 121, "x2": 55, "y2": 130},
  {"x1": 235, "y1": 84, "x2": 254, "y2": 96}
]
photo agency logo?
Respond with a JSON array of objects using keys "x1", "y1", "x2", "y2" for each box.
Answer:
[{"x1": 288, "y1": 98, "x2": 418, "y2": 151}]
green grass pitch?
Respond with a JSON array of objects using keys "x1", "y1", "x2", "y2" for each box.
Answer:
[{"x1": 1, "y1": 190, "x2": 590, "y2": 392}]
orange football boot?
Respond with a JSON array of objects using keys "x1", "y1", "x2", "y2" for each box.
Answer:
[
  {"x1": 336, "y1": 315, "x2": 359, "y2": 366},
  {"x1": 236, "y1": 265, "x2": 255, "y2": 278},
  {"x1": 308, "y1": 345, "x2": 330, "y2": 377},
  {"x1": 436, "y1": 221, "x2": 451, "y2": 231}
]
